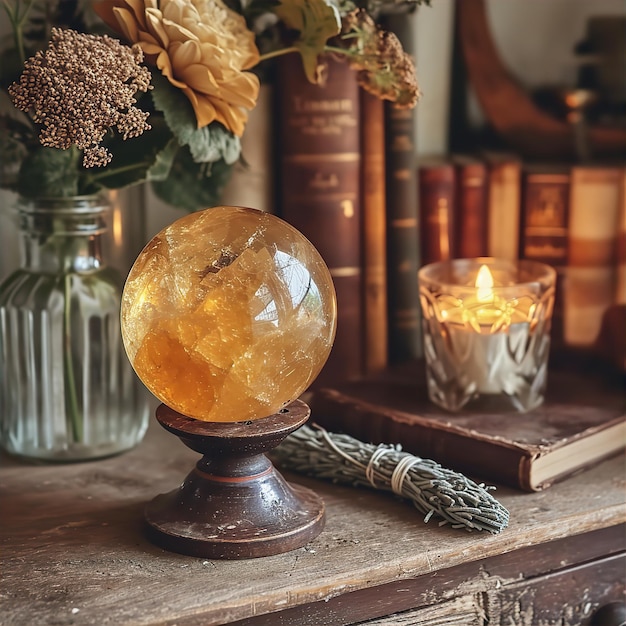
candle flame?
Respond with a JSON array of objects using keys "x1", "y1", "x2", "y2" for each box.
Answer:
[{"x1": 475, "y1": 265, "x2": 494, "y2": 301}]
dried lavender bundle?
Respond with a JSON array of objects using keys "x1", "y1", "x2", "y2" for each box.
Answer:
[{"x1": 273, "y1": 424, "x2": 510, "y2": 534}]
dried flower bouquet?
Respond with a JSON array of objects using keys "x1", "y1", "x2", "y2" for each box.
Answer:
[{"x1": 1, "y1": 0, "x2": 426, "y2": 210}]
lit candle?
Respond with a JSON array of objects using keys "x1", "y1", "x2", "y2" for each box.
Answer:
[{"x1": 418, "y1": 258, "x2": 556, "y2": 413}]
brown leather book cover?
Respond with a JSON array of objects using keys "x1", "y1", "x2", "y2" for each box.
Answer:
[
  {"x1": 310, "y1": 361, "x2": 626, "y2": 492},
  {"x1": 519, "y1": 163, "x2": 571, "y2": 349},
  {"x1": 382, "y1": 11, "x2": 422, "y2": 363},
  {"x1": 417, "y1": 156, "x2": 455, "y2": 265},
  {"x1": 563, "y1": 165, "x2": 622, "y2": 351},
  {"x1": 482, "y1": 151, "x2": 522, "y2": 261},
  {"x1": 452, "y1": 154, "x2": 488, "y2": 258},
  {"x1": 360, "y1": 90, "x2": 388, "y2": 375},
  {"x1": 520, "y1": 164, "x2": 570, "y2": 267},
  {"x1": 276, "y1": 54, "x2": 363, "y2": 386}
]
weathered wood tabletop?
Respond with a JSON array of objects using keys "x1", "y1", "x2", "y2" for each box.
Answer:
[{"x1": 1, "y1": 414, "x2": 625, "y2": 626}]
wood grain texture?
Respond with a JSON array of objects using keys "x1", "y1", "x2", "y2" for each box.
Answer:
[
  {"x1": 1, "y1": 414, "x2": 625, "y2": 626},
  {"x1": 456, "y1": 0, "x2": 626, "y2": 160}
]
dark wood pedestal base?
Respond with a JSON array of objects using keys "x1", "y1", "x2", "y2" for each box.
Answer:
[{"x1": 144, "y1": 399, "x2": 325, "y2": 559}]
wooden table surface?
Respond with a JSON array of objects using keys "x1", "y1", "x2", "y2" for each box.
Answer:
[{"x1": 1, "y1": 414, "x2": 625, "y2": 626}]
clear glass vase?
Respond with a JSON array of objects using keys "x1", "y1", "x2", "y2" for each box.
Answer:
[{"x1": 0, "y1": 195, "x2": 149, "y2": 461}]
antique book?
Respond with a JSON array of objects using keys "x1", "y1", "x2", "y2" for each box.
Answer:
[
  {"x1": 360, "y1": 90, "x2": 388, "y2": 375},
  {"x1": 417, "y1": 155, "x2": 455, "y2": 265},
  {"x1": 616, "y1": 167, "x2": 626, "y2": 306},
  {"x1": 381, "y1": 10, "x2": 422, "y2": 362},
  {"x1": 452, "y1": 154, "x2": 488, "y2": 258},
  {"x1": 310, "y1": 361, "x2": 626, "y2": 492},
  {"x1": 519, "y1": 163, "x2": 570, "y2": 267},
  {"x1": 595, "y1": 167, "x2": 626, "y2": 371},
  {"x1": 563, "y1": 164, "x2": 622, "y2": 348},
  {"x1": 519, "y1": 163, "x2": 571, "y2": 347},
  {"x1": 482, "y1": 151, "x2": 522, "y2": 261},
  {"x1": 276, "y1": 54, "x2": 363, "y2": 385}
]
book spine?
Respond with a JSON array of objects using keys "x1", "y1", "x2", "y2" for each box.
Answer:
[
  {"x1": 487, "y1": 160, "x2": 522, "y2": 261},
  {"x1": 613, "y1": 168, "x2": 626, "y2": 369},
  {"x1": 616, "y1": 168, "x2": 626, "y2": 305},
  {"x1": 277, "y1": 54, "x2": 363, "y2": 385},
  {"x1": 596, "y1": 167, "x2": 626, "y2": 370},
  {"x1": 360, "y1": 90, "x2": 388, "y2": 374},
  {"x1": 418, "y1": 160, "x2": 455, "y2": 265},
  {"x1": 520, "y1": 170, "x2": 570, "y2": 266},
  {"x1": 382, "y1": 11, "x2": 422, "y2": 362},
  {"x1": 563, "y1": 166, "x2": 621, "y2": 348},
  {"x1": 519, "y1": 167, "x2": 570, "y2": 348},
  {"x1": 454, "y1": 160, "x2": 488, "y2": 258}
]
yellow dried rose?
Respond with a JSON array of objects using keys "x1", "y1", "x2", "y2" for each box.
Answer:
[{"x1": 95, "y1": 0, "x2": 260, "y2": 136}]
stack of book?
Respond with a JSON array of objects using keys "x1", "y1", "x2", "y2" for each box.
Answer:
[
  {"x1": 273, "y1": 50, "x2": 626, "y2": 382},
  {"x1": 260, "y1": 4, "x2": 626, "y2": 498},
  {"x1": 416, "y1": 153, "x2": 625, "y2": 369},
  {"x1": 262, "y1": 4, "x2": 625, "y2": 384},
  {"x1": 275, "y1": 16, "x2": 424, "y2": 385}
]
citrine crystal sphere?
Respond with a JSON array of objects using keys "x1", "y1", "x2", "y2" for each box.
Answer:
[{"x1": 121, "y1": 206, "x2": 337, "y2": 422}]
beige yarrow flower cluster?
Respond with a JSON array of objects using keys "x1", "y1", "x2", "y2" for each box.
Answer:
[
  {"x1": 342, "y1": 10, "x2": 420, "y2": 109},
  {"x1": 9, "y1": 27, "x2": 152, "y2": 167}
]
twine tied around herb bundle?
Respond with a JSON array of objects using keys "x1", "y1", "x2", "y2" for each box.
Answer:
[{"x1": 272, "y1": 424, "x2": 510, "y2": 534}]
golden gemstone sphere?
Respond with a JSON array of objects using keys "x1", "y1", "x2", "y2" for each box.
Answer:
[{"x1": 121, "y1": 206, "x2": 337, "y2": 422}]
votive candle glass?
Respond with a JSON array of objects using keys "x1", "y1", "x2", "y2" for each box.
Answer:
[{"x1": 418, "y1": 258, "x2": 556, "y2": 413}]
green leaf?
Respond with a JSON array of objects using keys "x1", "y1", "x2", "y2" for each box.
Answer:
[
  {"x1": 92, "y1": 117, "x2": 173, "y2": 190},
  {"x1": 17, "y1": 147, "x2": 81, "y2": 197},
  {"x1": 197, "y1": 125, "x2": 241, "y2": 166},
  {"x1": 274, "y1": 0, "x2": 341, "y2": 82},
  {"x1": 150, "y1": 72, "x2": 242, "y2": 165},
  {"x1": 151, "y1": 146, "x2": 234, "y2": 212},
  {"x1": 147, "y1": 138, "x2": 179, "y2": 182}
]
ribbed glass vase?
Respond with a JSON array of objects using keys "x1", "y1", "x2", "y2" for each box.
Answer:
[{"x1": 0, "y1": 195, "x2": 149, "y2": 461}]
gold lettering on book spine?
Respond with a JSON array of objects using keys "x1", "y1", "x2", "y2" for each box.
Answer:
[{"x1": 289, "y1": 95, "x2": 357, "y2": 137}]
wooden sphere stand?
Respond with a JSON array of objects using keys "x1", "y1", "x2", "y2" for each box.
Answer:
[{"x1": 144, "y1": 399, "x2": 325, "y2": 559}]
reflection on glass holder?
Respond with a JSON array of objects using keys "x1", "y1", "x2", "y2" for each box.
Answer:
[
  {"x1": 418, "y1": 258, "x2": 556, "y2": 413},
  {"x1": 0, "y1": 195, "x2": 149, "y2": 461}
]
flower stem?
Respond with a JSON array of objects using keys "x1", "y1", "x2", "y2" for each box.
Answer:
[
  {"x1": 323, "y1": 45, "x2": 354, "y2": 57},
  {"x1": 83, "y1": 161, "x2": 153, "y2": 185},
  {"x1": 258, "y1": 46, "x2": 300, "y2": 62},
  {"x1": 259, "y1": 45, "x2": 353, "y2": 65},
  {"x1": 2, "y1": 0, "x2": 35, "y2": 65},
  {"x1": 63, "y1": 273, "x2": 82, "y2": 443}
]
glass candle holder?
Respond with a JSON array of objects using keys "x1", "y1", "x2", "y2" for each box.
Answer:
[{"x1": 418, "y1": 258, "x2": 556, "y2": 413}]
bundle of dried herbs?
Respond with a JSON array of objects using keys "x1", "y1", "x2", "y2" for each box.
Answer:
[{"x1": 273, "y1": 424, "x2": 510, "y2": 534}]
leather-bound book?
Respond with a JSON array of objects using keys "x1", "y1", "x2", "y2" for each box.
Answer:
[
  {"x1": 310, "y1": 361, "x2": 626, "y2": 492},
  {"x1": 276, "y1": 53, "x2": 363, "y2": 385},
  {"x1": 519, "y1": 163, "x2": 571, "y2": 348},
  {"x1": 417, "y1": 156, "x2": 455, "y2": 265},
  {"x1": 616, "y1": 167, "x2": 626, "y2": 307},
  {"x1": 381, "y1": 10, "x2": 422, "y2": 362},
  {"x1": 563, "y1": 164, "x2": 621, "y2": 349},
  {"x1": 361, "y1": 90, "x2": 388, "y2": 375},
  {"x1": 519, "y1": 164, "x2": 570, "y2": 267},
  {"x1": 595, "y1": 167, "x2": 626, "y2": 371},
  {"x1": 452, "y1": 154, "x2": 488, "y2": 258},
  {"x1": 482, "y1": 151, "x2": 522, "y2": 261}
]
